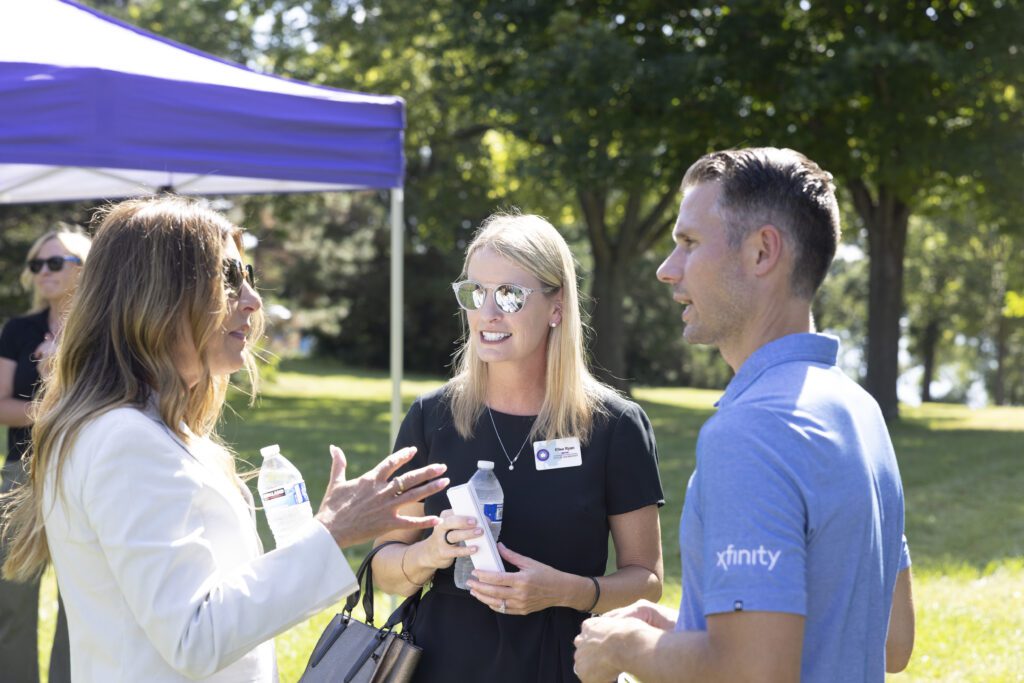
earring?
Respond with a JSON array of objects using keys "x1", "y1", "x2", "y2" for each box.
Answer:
[{"x1": 550, "y1": 321, "x2": 557, "y2": 328}]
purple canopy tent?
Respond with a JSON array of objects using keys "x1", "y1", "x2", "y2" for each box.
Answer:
[{"x1": 0, "y1": 0, "x2": 409, "y2": 440}]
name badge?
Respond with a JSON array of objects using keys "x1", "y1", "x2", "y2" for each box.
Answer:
[{"x1": 533, "y1": 437, "x2": 582, "y2": 470}]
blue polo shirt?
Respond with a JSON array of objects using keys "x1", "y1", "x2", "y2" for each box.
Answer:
[{"x1": 676, "y1": 333, "x2": 909, "y2": 682}]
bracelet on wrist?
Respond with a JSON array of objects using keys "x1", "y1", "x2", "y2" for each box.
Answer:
[
  {"x1": 400, "y1": 544, "x2": 428, "y2": 587},
  {"x1": 585, "y1": 576, "x2": 601, "y2": 614}
]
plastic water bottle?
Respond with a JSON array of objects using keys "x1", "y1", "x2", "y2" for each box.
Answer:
[
  {"x1": 454, "y1": 460, "x2": 504, "y2": 589},
  {"x1": 257, "y1": 444, "x2": 313, "y2": 548}
]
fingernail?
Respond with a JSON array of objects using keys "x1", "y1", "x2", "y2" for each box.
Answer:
[{"x1": 474, "y1": 528, "x2": 483, "y2": 535}]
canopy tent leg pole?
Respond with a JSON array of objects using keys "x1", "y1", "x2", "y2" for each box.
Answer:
[{"x1": 389, "y1": 188, "x2": 405, "y2": 449}]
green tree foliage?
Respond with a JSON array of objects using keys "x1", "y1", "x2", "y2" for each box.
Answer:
[
  {"x1": 268, "y1": 2, "x2": 513, "y2": 371},
  {"x1": 990, "y1": 251, "x2": 1024, "y2": 406},
  {"x1": 382, "y1": 2, "x2": 744, "y2": 390},
  {"x1": 709, "y1": 0, "x2": 1024, "y2": 417},
  {"x1": 19, "y1": 0, "x2": 1018, "y2": 407},
  {"x1": 89, "y1": 0, "x2": 262, "y2": 61},
  {"x1": 904, "y1": 215, "x2": 1003, "y2": 403},
  {"x1": 294, "y1": 0, "x2": 1024, "y2": 405}
]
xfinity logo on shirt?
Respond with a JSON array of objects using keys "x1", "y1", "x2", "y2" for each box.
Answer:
[{"x1": 715, "y1": 544, "x2": 781, "y2": 571}]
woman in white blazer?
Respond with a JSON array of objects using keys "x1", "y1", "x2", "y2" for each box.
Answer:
[{"x1": 1, "y1": 196, "x2": 450, "y2": 682}]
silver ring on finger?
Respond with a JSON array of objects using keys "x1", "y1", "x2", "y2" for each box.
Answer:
[
  {"x1": 499, "y1": 599, "x2": 507, "y2": 614},
  {"x1": 393, "y1": 477, "x2": 405, "y2": 497},
  {"x1": 444, "y1": 529, "x2": 457, "y2": 546}
]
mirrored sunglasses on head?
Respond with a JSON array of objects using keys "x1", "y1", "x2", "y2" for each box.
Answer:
[
  {"x1": 223, "y1": 258, "x2": 256, "y2": 296},
  {"x1": 451, "y1": 279, "x2": 556, "y2": 314},
  {"x1": 27, "y1": 255, "x2": 82, "y2": 273}
]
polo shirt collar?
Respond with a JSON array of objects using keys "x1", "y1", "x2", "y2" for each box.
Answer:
[{"x1": 715, "y1": 333, "x2": 840, "y2": 408}]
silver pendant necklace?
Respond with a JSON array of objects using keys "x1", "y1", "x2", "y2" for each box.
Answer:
[{"x1": 487, "y1": 406, "x2": 532, "y2": 471}]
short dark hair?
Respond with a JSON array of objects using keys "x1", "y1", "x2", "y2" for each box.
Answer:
[{"x1": 681, "y1": 147, "x2": 841, "y2": 299}]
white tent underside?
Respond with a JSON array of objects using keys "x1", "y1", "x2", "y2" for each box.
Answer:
[{"x1": 0, "y1": 163, "x2": 364, "y2": 204}]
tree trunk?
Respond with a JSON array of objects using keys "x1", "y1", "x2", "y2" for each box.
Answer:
[
  {"x1": 576, "y1": 186, "x2": 677, "y2": 394},
  {"x1": 992, "y1": 313, "x2": 1008, "y2": 406},
  {"x1": 589, "y1": 253, "x2": 630, "y2": 392},
  {"x1": 919, "y1": 318, "x2": 940, "y2": 403},
  {"x1": 850, "y1": 180, "x2": 911, "y2": 421}
]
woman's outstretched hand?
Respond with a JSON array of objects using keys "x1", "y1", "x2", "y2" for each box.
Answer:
[{"x1": 315, "y1": 445, "x2": 449, "y2": 549}]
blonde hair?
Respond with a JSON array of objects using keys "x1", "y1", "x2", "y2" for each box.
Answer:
[
  {"x1": 20, "y1": 226, "x2": 93, "y2": 312},
  {"x1": 2, "y1": 196, "x2": 264, "y2": 582},
  {"x1": 447, "y1": 212, "x2": 616, "y2": 443}
]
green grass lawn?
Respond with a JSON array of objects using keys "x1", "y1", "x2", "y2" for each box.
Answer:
[{"x1": 22, "y1": 357, "x2": 1024, "y2": 681}]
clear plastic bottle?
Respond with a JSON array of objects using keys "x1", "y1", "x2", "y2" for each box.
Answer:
[
  {"x1": 454, "y1": 460, "x2": 504, "y2": 589},
  {"x1": 257, "y1": 444, "x2": 313, "y2": 548}
]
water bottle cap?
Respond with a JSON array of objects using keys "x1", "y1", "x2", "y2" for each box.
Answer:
[
  {"x1": 477, "y1": 460, "x2": 494, "y2": 470},
  {"x1": 260, "y1": 444, "x2": 281, "y2": 459}
]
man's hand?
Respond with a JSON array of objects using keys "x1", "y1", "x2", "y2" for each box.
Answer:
[
  {"x1": 315, "y1": 445, "x2": 449, "y2": 549},
  {"x1": 574, "y1": 615, "x2": 644, "y2": 682},
  {"x1": 602, "y1": 599, "x2": 678, "y2": 631}
]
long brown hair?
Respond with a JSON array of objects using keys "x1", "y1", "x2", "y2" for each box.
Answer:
[{"x1": 2, "y1": 196, "x2": 264, "y2": 581}]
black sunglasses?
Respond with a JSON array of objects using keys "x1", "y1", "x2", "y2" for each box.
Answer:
[
  {"x1": 27, "y1": 255, "x2": 82, "y2": 273},
  {"x1": 223, "y1": 258, "x2": 256, "y2": 296}
]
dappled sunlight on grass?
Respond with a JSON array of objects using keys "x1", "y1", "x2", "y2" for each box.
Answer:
[
  {"x1": 888, "y1": 419, "x2": 1024, "y2": 571},
  {"x1": 901, "y1": 402, "x2": 1024, "y2": 432},
  {"x1": 888, "y1": 561, "x2": 1024, "y2": 682}
]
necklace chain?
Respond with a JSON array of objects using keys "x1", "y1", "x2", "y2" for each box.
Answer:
[{"x1": 487, "y1": 407, "x2": 533, "y2": 471}]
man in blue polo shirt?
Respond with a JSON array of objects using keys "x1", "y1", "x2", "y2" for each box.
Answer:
[{"x1": 574, "y1": 148, "x2": 914, "y2": 682}]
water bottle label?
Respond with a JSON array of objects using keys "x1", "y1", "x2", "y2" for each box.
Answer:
[
  {"x1": 261, "y1": 482, "x2": 309, "y2": 509},
  {"x1": 483, "y1": 502, "x2": 503, "y2": 523}
]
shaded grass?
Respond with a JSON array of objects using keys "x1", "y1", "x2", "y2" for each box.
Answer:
[{"x1": 21, "y1": 358, "x2": 1024, "y2": 681}]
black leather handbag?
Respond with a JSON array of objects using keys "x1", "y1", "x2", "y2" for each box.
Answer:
[{"x1": 299, "y1": 541, "x2": 423, "y2": 683}]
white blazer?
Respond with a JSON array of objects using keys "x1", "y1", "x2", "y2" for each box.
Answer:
[{"x1": 42, "y1": 404, "x2": 358, "y2": 682}]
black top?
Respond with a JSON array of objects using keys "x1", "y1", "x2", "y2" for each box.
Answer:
[
  {"x1": 0, "y1": 308, "x2": 49, "y2": 462},
  {"x1": 391, "y1": 388, "x2": 664, "y2": 683}
]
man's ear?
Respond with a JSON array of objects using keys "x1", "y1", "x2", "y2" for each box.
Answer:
[{"x1": 748, "y1": 223, "x2": 784, "y2": 277}]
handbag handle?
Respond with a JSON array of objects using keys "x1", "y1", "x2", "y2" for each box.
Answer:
[{"x1": 344, "y1": 541, "x2": 421, "y2": 627}]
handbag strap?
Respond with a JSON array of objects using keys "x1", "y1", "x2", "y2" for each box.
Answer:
[
  {"x1": 383, "y1": 590, "x2": 421, "y2": 630},
  {"x1": 344, "y1": 540, "x2": 421, "y2": 626}
]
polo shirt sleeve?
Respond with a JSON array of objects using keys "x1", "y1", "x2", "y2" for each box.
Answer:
[
  {"x1": 696, "y1": 408, "x2": 808, "y2": 618},
  {"x1": 899, "y1": 535, "x2": 912, "y2": 572}
]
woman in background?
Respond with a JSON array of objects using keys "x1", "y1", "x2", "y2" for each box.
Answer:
[
  {"x1": 0, "y1": 226, "x2": 90, "y2": 683},
  {"x1": 372, "y1": 213, "x2": 665, "y2": 682}
]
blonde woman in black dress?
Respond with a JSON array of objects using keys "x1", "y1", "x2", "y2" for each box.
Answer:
[{"x1": 372, "y1": 213, "x2": 665, "y2": 682}]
